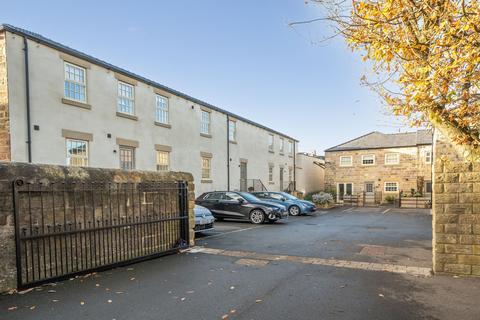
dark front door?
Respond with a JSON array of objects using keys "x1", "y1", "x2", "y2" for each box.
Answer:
[
  {"x1": 240, "y1": 162, "x2": 248, "y2": 191},
  {"x1": 338, "y1": 183, "x2": 345, "y2": 201}
]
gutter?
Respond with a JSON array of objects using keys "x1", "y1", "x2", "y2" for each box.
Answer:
[
  {"x1": 23, "y1": 36, "x2": 32, "y2": 163},
  {"x1": 227, "y1": 115, "x2": 230, "y2": 191}
]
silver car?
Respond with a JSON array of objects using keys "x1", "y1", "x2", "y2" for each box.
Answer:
[{"x1": 194, "y1": 205, "x2": 215, "y2": 233}]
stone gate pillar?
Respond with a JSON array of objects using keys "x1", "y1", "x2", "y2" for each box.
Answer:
[{"x1": 433, "y1": 130, "x2": 480, "y2": 276}]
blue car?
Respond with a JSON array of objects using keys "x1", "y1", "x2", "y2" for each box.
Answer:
[{"x1": 252, "y1": 192, "x2": 317, "y2": 216}]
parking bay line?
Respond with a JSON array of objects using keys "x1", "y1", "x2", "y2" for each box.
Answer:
[
  {"x1": 198, "y1": 225, "x2": 267, "y2": 239},
  {"x1": 185, "y1": 247, "x2": 432, "y2": 277}
]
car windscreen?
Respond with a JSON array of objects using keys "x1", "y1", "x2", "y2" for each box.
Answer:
[
  {"x1": 280, "y1": 193, "x2": 297, "y2": 200},
  {"x1": 238, "y1": 192, "x2": 261, "y2": 202}
]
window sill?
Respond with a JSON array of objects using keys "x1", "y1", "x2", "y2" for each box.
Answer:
[
  {"x1": 229, "y1": 140, "x2": 237, "y2": 144},
  {"x1": 61, "y1": 98, "x2": 91, "y2": 110},
  {"x1": 116, "y1": 112, "x2": 138, "y2": 121},
  {"x1": 154, "y1": 121, "x2": 172, "y2": 129},
  {"x1": 201, "y1": 179, "x2": 213, "y2": 184},
  {"x1": 200, "y1": 133, "x2": 212, "y2": 139},
  {"x1": 269, "y1": 182, "x2": 275, "y2": 185},
  {"x1": 339, "y1": 165, "x2": 353, "y2": 168},
  {"x1": 279, "y1": 153, "x2": 285, "y2": 156},
  {"x1": 268, "y1": 150, "x2": 274, "y2": 154}
]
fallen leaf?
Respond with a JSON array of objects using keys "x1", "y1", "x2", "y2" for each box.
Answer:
[
  {"x1": 230, "y1": 309, "x2": 237, "y2": 314},
  {"x1": 181, "y1": 297, "x2": 186, "y2": 301},
  {"x1": 115, "y1": 291, "x2": 124, "y2": 294},
  {"x1": 340, "y1": 285, "x2": 347, "y2": 289},
  {"x1": 52, "y1": 300, "x2": 59, "y2": 303},
  {"x1": 222, "y1": 315, "x2": 229, "y2": 320},
  {"x1": 229, "y1": 286, "x2": 235, "y2": 290},
  {"x1": 48, "y1": 290, "x2": 56, "y2": 293},
  {"x1": 8, "y1": 306, "x2": 17, "y2": 311},
  {"x1": 130, "y1": 278, "x2": 136, "y2": 281},
  {"x1": 255, "y1": 299, "x2": 263, "y2": 303},
  {"x1": 186, "y1": 290, "x2": 195, "y2": 294},
  {"x1": 107, "y1": 300, "x2": 112, "y2": 304},
  {"x1": 80, "y1": 301, "x2": 85, "y2": 306},
  {"x1": 95, "y1": 284, "x2": 100, "y2": 287},
  {"x1": 29, "y1": 306, "x2": 36, "y2": 310},
  {"x1": 378, "y1": 294, "x2": 385, "y2": 298}
]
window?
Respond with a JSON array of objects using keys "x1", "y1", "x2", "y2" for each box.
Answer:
[
  {"x1": 288, "y1": 141, "x2": 294, "y2": 156},
  {"x1": 64, "y1": 63, "x2": 86, "y2": 102},
  {"x1": 425, "y1": 151, "x2": 432, "y2": 164},
  {"x1": 425, "y1": 181, "x2": 432, "y2": 193},
  {"x1": 385, "y1": 182, "x2": 398, "y2": 192},
  {"x1": 225, "y1": 192, "x2": 244, "y2": 201},
  {"x1": 119, "y1": 146, "x2": 135, "y2": 170},
  {"x1": 385, "y1": 153, "x2": 400, "y2": 165},
  {"x1": 204, "y1": 192, "x2": 223, "y2": 200},
  {"x1": 117, "y1": 82, "x2": 135, "y2": 115},
  {"x1": 280, "y1": 138, "x2": 285, "y2": 154},
  {"x1": 269, "y1": 165, "x2": 274, "y2": 183},
  {"x1": 202, "y1": 157, "x2": 211, "y2": 179},
  {"x1": 365, "y1": 182, "x2": 374, "y2": 193},
  {"x1": 288, "y1": 167, "x2": 293, "y2": 182},
  {"x1": 155, "y1": 95, "x2": 169, "y2": 124},
  {"x1": 156, "y1": 151, "x2": 170, "y2": 171},
  {"x1": 339, "y1": 156, "x2": 353, "y2": 167},
  {"x1": 268, "y1": 134, "x2": 274, "y2": 152},
  {"x1": 66, "y1": 139, "x2": 88, "y2": 167},
  {"x1": 361, "y1": 154, "x2": 375, "y2": 165},
  {"x1": 200, "y1": 110, "x2": 211, "y2": 135},
  {"x1": 229, "y1": 120, "x2": 236, "y2": 142}
]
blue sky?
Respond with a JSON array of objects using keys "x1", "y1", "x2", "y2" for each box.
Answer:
[{"x1": 2, "y1": 0, "x2": 407, "y2": 153}]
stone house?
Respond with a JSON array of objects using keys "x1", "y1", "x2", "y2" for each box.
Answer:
[
  {"x1": 0, "y1": 24, "x2": 298, "y2": 197},
  {"x1": 324, "y1": 130, "x2": 433, "y2": 203}
]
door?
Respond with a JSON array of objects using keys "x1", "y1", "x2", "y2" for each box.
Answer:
[
  {"x1": 337, "y1": 183, "x2": 353, "y2": 202},
  {"x1": 364, "y1": 182, "x2": 375, "y2": 204},
  {"x1": 279, "y1": 168, "x2": 284, "y2": 191},
  {"x1": 240, "y1": 162, "x2": 248, "y2": 191},
  {"x1": 222, "y1": 192, "x2": 249, "y2": 219}
]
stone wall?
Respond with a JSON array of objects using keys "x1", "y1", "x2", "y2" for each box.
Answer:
[
  {"x1": 433, "y1": 131, "x2": 480, "y2": 276},
  {"x1": 325, "y1": 145, "x2": 432, "y2": 200},
  {"x1": 0, "y1": 162, "x2": 195, "y2": 293},
  {"x1": 0, "y1": 31, "x2": 10, "y2": 161}
]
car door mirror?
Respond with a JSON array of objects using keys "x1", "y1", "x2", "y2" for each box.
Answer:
[{"x1": 281, "y1": 197, "x2": 287, "y2": 201}]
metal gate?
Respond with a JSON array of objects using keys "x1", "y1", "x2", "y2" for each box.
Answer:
[{"x1": 12, "y1": 179, "x2": 189, "y2": 289}]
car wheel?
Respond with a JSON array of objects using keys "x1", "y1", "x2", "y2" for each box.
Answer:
[
  {"x1": 289, "y1": 205, "x2": 301, "y2": 216},
  {"x1": 250, "y1": 209, "x2": 265, "y2": 224}
]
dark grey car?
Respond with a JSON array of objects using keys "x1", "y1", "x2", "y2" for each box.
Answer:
[{"x1": 195, "y1": 191, "x2": 288, "y2": 224}]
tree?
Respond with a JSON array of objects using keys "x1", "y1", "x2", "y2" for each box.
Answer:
[{"x1": 295, "y1": 0, "x2": 480, "y2": 156}]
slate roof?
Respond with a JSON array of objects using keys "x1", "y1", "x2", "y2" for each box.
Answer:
[
  {"x1": 325, "y1": 130, "x2": 433, "y2": 152},
  {"x1": 0, "y1": 24, "x2": 298, "y2": 141}
]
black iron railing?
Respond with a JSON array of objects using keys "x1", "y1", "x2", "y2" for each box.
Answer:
[
  {"x1": 12, "y1": 180, "x2": 189, "y2": 289},
  {"x1": 240, "y1": 179, "x2": 268, "y2": 192}
]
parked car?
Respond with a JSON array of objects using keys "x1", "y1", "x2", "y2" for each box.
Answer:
[
  {"x1": 252, "y1": 192, "x2": 317, "y2": 216},
  {"x1": 195, "y1": 191, "x2": 288, "y2": 224},
  {"x1": 194, "y1": 205, "x2": 215, "y2": 233}
]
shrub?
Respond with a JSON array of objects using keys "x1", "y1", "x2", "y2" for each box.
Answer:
[
  {"x1": 385, "y1": 195, "x2": 395, "y2": 204},
  {"x1": 312, "y1": 192, "x2": 334, "y2": 205}
]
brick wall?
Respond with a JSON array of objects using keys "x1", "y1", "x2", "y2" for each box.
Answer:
[
  {"x1": 325, "y1": 145, "x2": 432, "y2": 200},
  {"x1": 0, "y1": 163, "x2": 195, "y2": 292},
  {"x1": 0, "y1": 31, "x2": 10, "y2": 161},
  {"x1": 433, "y1": 131, "x2": 480, "y2": 276}
]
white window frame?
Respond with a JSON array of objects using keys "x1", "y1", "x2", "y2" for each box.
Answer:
[
  {"x1": 65, "y1": 138, "x2": 88, "y2": 167},
  {"x1": 201, "y1": 157, "x2": 211, "y2": 179},
  {"x1": 268, "y1": 134, "x2": 274, "y2": 152},
  {"x1": 156, "y1": 150, "x2": 170, "y2": 172},
  {"x1": 361, "y1": 154, "x2": 375, "y2": 166},
  {"x1": 119, "y1": 145, "x2": 135, "y2": 170},
  {"x1": 200, "y1": 110, "x2": 211, "y2": 135},
  {"x1": 64, "y1": 62, "x2": 87, "y2": 103},
  {"x1": 228, "y1": 120, "x2": 236, "y2": 142},
  {"x1": 339, "y1": 156, "x2": 353, "y2": 167},
  {"x1": 384, "y1": 182, "x2": 399, "y2": 192},
  {"x1": 155, "y1": 94, "x2": 169, "y2": 124},
  {"x1": 385, "y1": 153, "x2": 400, "y2": 165},
  {"x1": 288, "y1": 141, "x2": 294, "y2": 156},
  {"x1": 279, "y1": 138, "x2": 285, "y2": 154},
  {"x1": 425, "y1": 151, "x2": 432, "y2": 164},
  {"x1": 117, "y1": 81, "x2": 135, "y2": 115},
  {"x1": 268, "y1": 165, "x2": 274, "y2": 183}
]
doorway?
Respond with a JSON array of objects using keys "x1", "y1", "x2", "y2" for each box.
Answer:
[
  {"x1": 240, "y1": 161, "x2": 247, "y2": 191},
  {"x1": 337, "y1": 183, "x2": 353, "y2": 202}
]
